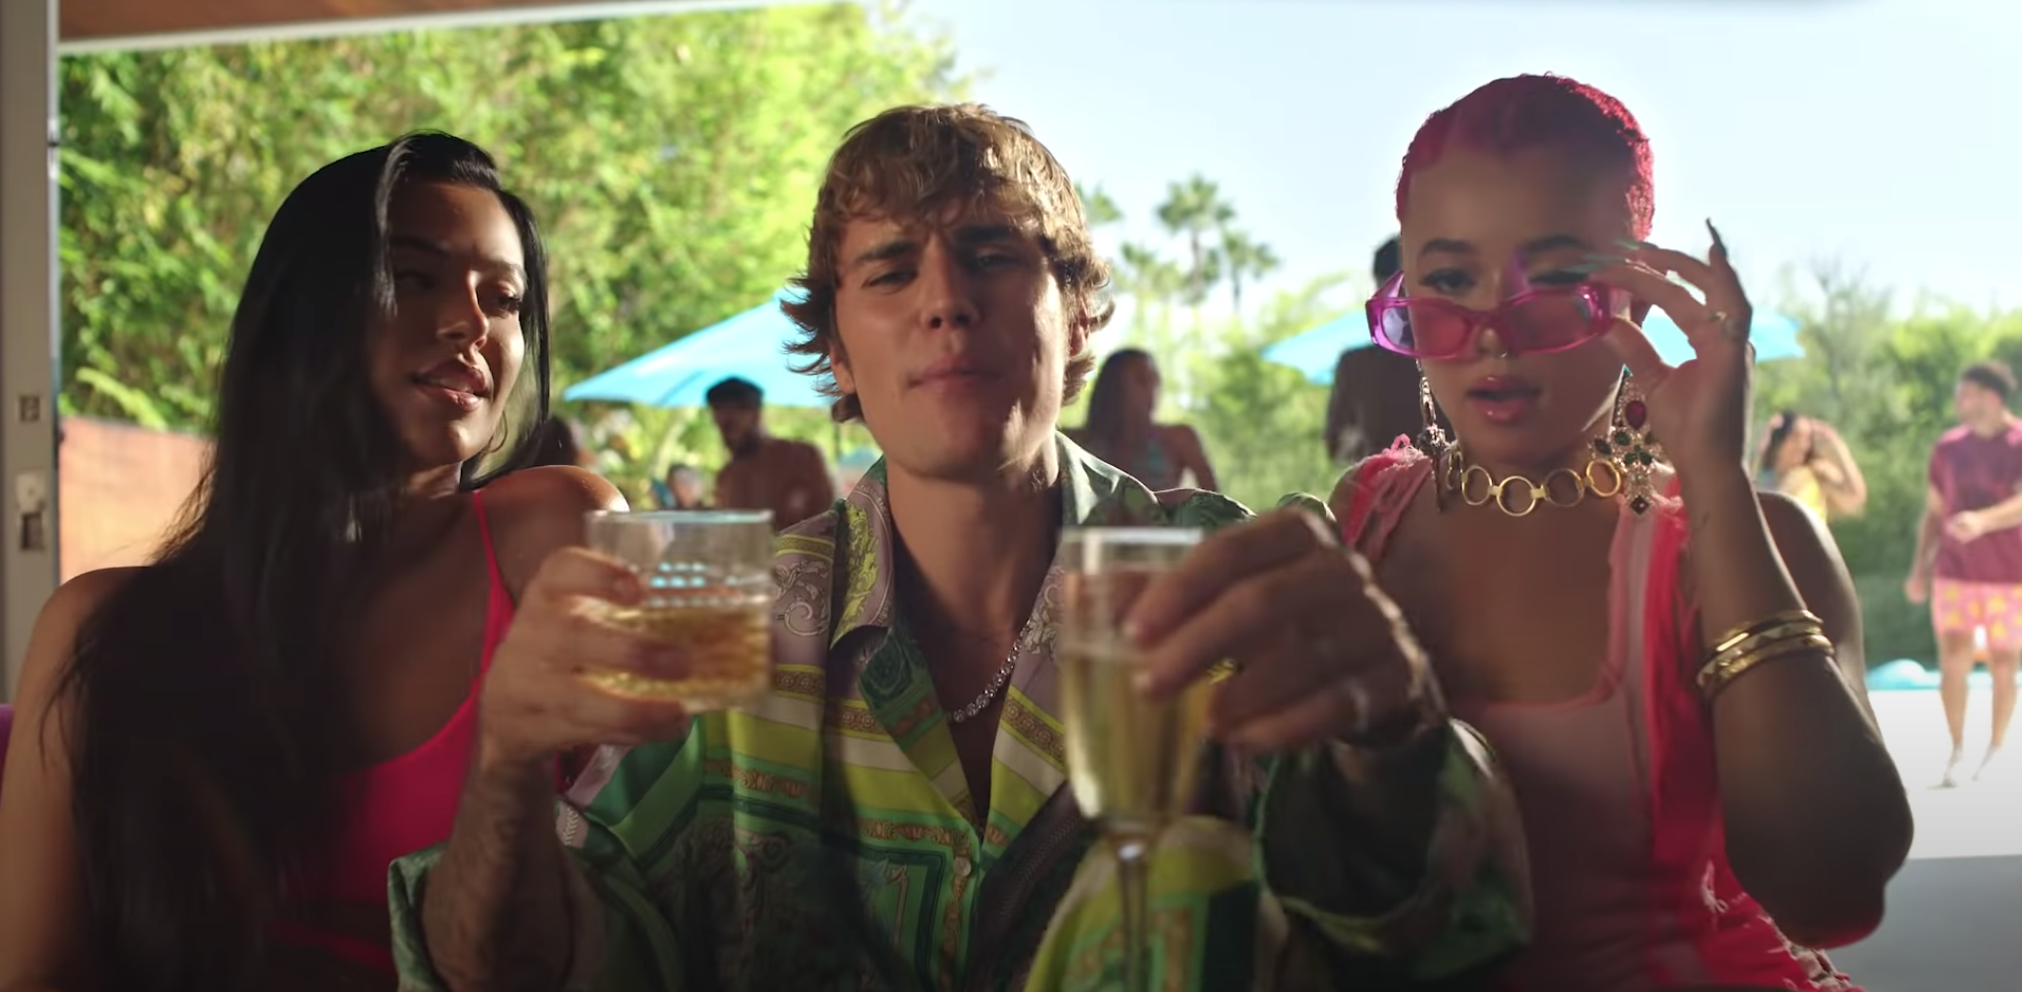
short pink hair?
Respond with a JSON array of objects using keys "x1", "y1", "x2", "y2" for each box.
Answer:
[{"x1": 1396, "y1": 73, "x2": 1654, "y2": 239}]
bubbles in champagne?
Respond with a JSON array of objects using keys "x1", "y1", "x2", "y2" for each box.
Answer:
[{"x1": 1056, "y1": 633, "x2": 1209, "y2": 835}]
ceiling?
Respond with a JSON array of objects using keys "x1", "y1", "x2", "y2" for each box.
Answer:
[{"x1": 59, "y1": 0, "x2": 732, "y2": 51}]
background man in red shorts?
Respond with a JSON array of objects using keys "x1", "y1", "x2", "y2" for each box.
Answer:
[{"x1": 1908, "y1": 360, "x2": 2022, "y2": 786}]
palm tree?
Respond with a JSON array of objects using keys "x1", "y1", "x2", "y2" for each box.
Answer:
[
  {"x1": 1219, "y1": 229, "x2": 1281, "y2": 317},
  {"x1": 1076, "y1": 181, "x2": 1124, "y2": 229},
  {"x1": 1155, "y1": 174, "x2": 1234, "y2": 317},
  {"x1": 1117, "y1": 241, "x2": 1185, "y2": 334}
]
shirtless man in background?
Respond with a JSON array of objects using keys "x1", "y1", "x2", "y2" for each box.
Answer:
[
  {"x1": 706, "y1": 376, "x2": 835, "y2": 529},
  {"x1": 1325, "y1": 236, "x2": 1441, "y2": 462}
]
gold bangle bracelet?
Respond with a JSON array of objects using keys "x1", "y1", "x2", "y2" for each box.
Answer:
[
  {"x1": 1700, "y1": 636, "x2": 1831, "y2": 700},
  {"x1": 1710, "y1": 608, "x2": 1821, "y2": 656},
  {"x1": 1703, "y1": 631, "x2": 1833, "y2": 683},
  {"x1": 1698, "y1": 633, "x2": 1835, "y2": 700},
  {"x1": 1709, "y1": 620, "x2": 1825, "y2": 667}
]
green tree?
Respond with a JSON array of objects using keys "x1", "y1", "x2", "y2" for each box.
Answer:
[
  {"x1": 1175, "y1": 274, "x2": 1349, "y2": 512},
  {"x1": 1154, "y1": 173, "x2": 1233, "y2": 315},
  {"x1": 1218, "y1": 227, "x2": 1279, "y2": 316},
  {"x1": 1115, "y1": 241, "x2": 1185, "y2": 335},
  {"x1": 1075, "y1": 181, "x2": 1123, "y2": 229},
  {"x1": 58, "y1": 2, "x2": 961, "y2": 495}
]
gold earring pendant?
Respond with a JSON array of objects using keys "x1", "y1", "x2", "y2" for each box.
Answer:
[
  {"x1": 1414, "y1": 373, "x2": 1450, "y2": 459},
  {"x1": 1590, "y1": 373, "x2": 1662, "y2": 514}
]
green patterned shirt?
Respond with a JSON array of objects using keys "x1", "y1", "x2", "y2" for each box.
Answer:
[{"x1": 389, "y1": 436, "x2": 1529, "y2": 991}]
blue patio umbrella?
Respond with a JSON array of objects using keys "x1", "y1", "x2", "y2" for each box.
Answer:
[
  {"x1": 1262, "y1": 308, "x2": 1806, "y2": 385},
  {"x1": 563, "y1": 288, "x2": 830, "y2": 409}
]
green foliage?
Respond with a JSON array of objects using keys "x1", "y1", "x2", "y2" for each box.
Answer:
[
  {"x1": 1168, "y1": 276, "x2": 1349, "y2": 512},
  {"x1": 1072, "y1": 177, "x2": 1342, "y2": 511},
  {"x1": 58, "y1": 2, "x2": 960, "y2": 495},
  {"x1": 575, "y1": 403, "x2": 876, "y2": 509},
  {"x1": 1075, "y1": 182, "x2": 1123, "y2": 228},
  {"x1": 1218, "y1": 228, "x2": 1280, "y2": 316},
  {"x1": 1153, "y1": 174, "x2": 1234, "y2": 314}
]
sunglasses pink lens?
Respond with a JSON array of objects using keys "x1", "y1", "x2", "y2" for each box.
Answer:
[
  {"x1": 1374, "y1": 302, "x2": 1473, "y2": 357},
  {"x1": 1503, "y1": 292, "x2": 1608, "y2": 353},
  {"x1": 1374, "y1": 290, "x2": 1610, "y2": 358}
]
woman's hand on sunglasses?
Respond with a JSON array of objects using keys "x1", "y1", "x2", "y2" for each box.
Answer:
[{"x1": 1587, "y1": 220, "x2": 1755, "y2": 482}]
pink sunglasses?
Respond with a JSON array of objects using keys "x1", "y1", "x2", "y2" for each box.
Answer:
[{"x1": 1365, "y1": 271, "x2": 1629, "y2": 360}]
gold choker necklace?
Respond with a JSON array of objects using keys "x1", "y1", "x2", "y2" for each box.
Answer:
[{"x1": 1438, "y1": 446, "x2": 1625, "y2": 517}]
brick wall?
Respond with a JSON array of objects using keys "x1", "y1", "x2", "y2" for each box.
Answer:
[{"x1": 58, "y1": 417, "x2": 209, "y2": 581}]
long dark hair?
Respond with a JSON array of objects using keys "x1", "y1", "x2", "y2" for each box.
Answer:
[
  {"x1": 1081, "y1": 347, "x2": 1153, "y2": 447},
  {"x1": 52, "y1": 132, "x2": 551, "y2": 989},
  {"x1": 1758, "y1": 409, "x2": 1811, "y2": 476},
  {"x1": 527, "y1": 415, "x2": 580, "y2": 468}
]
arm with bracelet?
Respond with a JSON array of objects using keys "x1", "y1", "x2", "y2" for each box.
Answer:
[
  {"x1": 1604, "y1": 231, "x2": 1913, "y2": 950},
  {"x1": 1679, "y1": 471, "x2": 1908, "y2": 947}
]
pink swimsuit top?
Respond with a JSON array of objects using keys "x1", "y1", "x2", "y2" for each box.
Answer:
[
  {"x1": 275, "y1": 490, "x2": 515, "y2": 973},
  {"x1": 1342, "y1": 446, "x2": 1858, "y2": 992}
]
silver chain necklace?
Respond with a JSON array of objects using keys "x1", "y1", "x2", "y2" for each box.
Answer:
[{"x1": 947, "y1": 612, "x2": 1041, "y2": 725}]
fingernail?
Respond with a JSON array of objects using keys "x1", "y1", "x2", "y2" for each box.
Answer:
[
  {"x1": 1614, "y1": 238, "x2": 1657, "y2": 252},
  {"x1": 1123, "y1": 617, "x2": 1150, "y2": 646},
  {"x1": 1582, "y1": 252, "x2": 1633, "y2": 265},
  {"x1": 1705, "y1": 218, "x2": 1727, "y2": 254},
  {"x1": 1561, "y1": 262, "x2": 1606, "y2": 276}
]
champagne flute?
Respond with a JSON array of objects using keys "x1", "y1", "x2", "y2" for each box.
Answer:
[
  {"x1": 581, "y1": 509, "x2": 774, "y2": 710},
  {"x1": 1057, "y1": 526, "x2": 1209, "y2": 992}
]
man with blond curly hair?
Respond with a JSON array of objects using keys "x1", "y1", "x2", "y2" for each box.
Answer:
[{"x1": 392, "y1": 103, "x2": 1528, "y2": 991}]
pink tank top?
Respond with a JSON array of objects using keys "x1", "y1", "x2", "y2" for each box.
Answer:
[
  {"x1": 1341, "y1": 447, "x2": 1857, "y2": 991},
  {"x1": 274, "y1": 490, "x2": 515, "y2": 972}
]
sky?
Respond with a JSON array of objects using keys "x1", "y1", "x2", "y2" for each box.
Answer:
[{"x1": 907, "y1": 0, "x2": 2022, "y2": 317}]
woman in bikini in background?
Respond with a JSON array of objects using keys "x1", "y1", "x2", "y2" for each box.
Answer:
[
  {"x1": 1070, "y1": 347, "x2": 1217, "y2": 490},
  {"x1": 0, "y1": 133, "x2": 621, "y2": 991},
  {"x1": 1757, "y1": 409, "x2": 1868, "y2": 521},
  {"x1": 1332, "y1": 74, "x2": 1910, "y2": 991}
]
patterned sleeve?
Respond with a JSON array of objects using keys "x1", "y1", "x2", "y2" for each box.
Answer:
[
  {"x1": 387, "y1": 742, "x2": 695, "y2": 992},
  {"x1": 1159, "y1": 488, "x2": 1256, "y2": 530},
  {"x1": 1246, "y1": 492, "x2": 1530, "y2": 984},
  {"x1": 1255, "y1": 724, "x2": 1531, "y2": 986}
]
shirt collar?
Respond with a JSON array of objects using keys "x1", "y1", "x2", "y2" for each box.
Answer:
[{"x1": 827, "y1": 432, "x2": 1161, "y2": 648}]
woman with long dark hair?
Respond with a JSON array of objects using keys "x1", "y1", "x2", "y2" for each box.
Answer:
[
  {"x1": 1756, "y1": 409, "x2": 1867, "y2": 520},
  {"x1": 1069, "y1": 347, "x2": 1217, "y2": 490},
  {"x1": 0, "y1": 133, "x2": 621, "y2": 991}
]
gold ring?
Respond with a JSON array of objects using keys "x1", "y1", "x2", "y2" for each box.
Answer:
[{"x1": 1707, "y1": 309, "x2": 1747, "y2": 341}]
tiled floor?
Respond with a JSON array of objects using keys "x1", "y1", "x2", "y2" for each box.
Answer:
[{"x1": 1828, "y1": 688, "x2": 2020, "y2": 992}]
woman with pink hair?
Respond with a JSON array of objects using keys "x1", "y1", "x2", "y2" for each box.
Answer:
[{"x1": 1332, "y1": 74, "x2": 1910, "y2": 991}]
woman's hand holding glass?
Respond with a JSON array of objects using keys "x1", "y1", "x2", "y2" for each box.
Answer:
[
  {"x1": 475, "y1": 548, "x2": 700, "y2": 771},
  {"x1": 1130, "y1": 507, "x2": 1439, "y2": 751},
  {"x1": 1057, "y1": 507, "x2": 1437, "y2": 992}
]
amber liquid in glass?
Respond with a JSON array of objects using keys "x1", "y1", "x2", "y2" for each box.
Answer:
[{"x1": 582, "y1": 597, "x2": 771, "y2": 710}]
